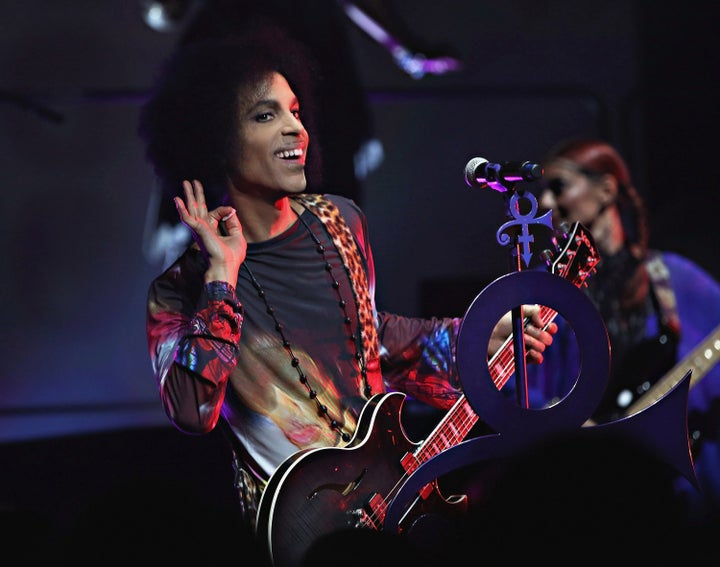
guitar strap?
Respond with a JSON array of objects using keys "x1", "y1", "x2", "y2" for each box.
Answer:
[
  {"x1": 645, "y1": 250, "x2": 681, "y2": 338},
  {"x1": 293, "y1": 193, "x2": 383, "y2": 394},
  {"x1": 218, "y1": 193, "x2": 384, "y2": 528}
]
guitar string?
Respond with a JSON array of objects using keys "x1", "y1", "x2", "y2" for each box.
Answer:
[
  {"x1": 363, "y1": 301, "x2": 558, "y2": 528},
  {"x1": 363, "y1": 236, "x2": 593, "y2": 528}
]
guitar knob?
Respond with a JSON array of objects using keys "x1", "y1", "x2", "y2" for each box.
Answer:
[
  {"x1": 688, "y1": 429, "x2": 703, "y2": 452},
  {"x1": 540, "y1": 249, "x2": 554, "y2": 266},
  {"x1": 616, "y1": 389, "x2": 633, "y2": 408}
]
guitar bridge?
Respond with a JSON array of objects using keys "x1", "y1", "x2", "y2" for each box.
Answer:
[{"x1": 350, "y1": 493, "x2": 385, "y2": 529}]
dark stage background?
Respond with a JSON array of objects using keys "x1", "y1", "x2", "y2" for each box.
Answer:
[{"x1": 2, "y1": 0, "x2": 718, "y2": 550}]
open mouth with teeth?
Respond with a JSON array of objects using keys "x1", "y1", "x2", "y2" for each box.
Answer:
[{"x1": 275, "y1": 148, "x2": 304, "y2": 160}]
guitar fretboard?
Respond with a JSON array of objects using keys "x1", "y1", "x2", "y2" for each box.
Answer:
[
  {"x1": 408, "y1": 224, "x2": 600, "y2": 471},
  {"x1": 409, "y1": 305, "x2": 559, "y2": 471},
  {"x1": 623, "y1": 323, "x2": 720, "y2": 416}
]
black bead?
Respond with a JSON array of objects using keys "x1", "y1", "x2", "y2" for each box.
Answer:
[{"x1": 244, "y1": 220, "x2": 369, "y2": 451}]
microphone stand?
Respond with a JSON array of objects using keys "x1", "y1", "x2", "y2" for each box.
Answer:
[{"x1": 490, "y1": 179, "x2": 553, "y2": 408}]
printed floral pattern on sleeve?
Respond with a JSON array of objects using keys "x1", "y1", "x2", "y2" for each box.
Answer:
[
  {"x1": 175, "y1": 281, "x2": 243, "y2": 382},
  {"x1": 147, "y1": 261, "x2": 244, "y2": 433},
  {"x1": 377, "y1": 312, "x2": 462, "y2": 410}
]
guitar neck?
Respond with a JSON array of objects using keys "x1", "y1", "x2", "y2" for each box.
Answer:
[
  {"x1": 409, "y1": 221, "x2": 598, "y2": 470},
  {"x1": 411, "y1": 304, "x2": 558, "y2": 468},
  {"x1": 488, "y1": 305, "x2": 558, "y2": 391},
  {"x1": 622, "y1": 322, "x2": 720, "y2": 417}
]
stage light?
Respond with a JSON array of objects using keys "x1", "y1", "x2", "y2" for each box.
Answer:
[{"x1": 140, "y1": 0, "x2": 194, "y2": 32}]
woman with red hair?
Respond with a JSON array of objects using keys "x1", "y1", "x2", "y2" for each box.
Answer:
[{"x1": 529, "y1": 137, "x2": 720, "y2": 523}]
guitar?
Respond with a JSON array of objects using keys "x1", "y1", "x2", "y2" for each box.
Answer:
[
  {"x1": 621, "y1": 322, "x2": 720, "y2": 417},
  {"x1": 255, "y1": 222, "x2": 599, "y2": 567}
]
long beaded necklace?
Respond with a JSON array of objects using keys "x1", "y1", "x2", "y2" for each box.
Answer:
[{"x1": 241, "y1": 210, "x2": 372, "y2": 443}]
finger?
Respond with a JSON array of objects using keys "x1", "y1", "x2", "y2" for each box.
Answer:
[
  {"x1": 175, "y1": 197, "x2": 205, "y2": 237},
  {"x1": 524, "y1": 336, "x2": 545, "y2": 353},
  {"x1": 527, "y1": 325, "x2": 554, "y2": 347},
  {"x1": 191, "y1": 179, "x2": 207, "y2": 209},
  {"x1": 180, "y1": 180, "x2": 203, "y2": 219},
  {"x1": 174, "y1": 196, "x2": 190, "y2": 223},
  {"x1": 208, "y1": 207, "x2": 236, "y2": 236},
  {"x1": 183, "y1": 180, "x2": 207, "y2": 218},
  {"x1": 526, "y1": 325, "x2": 553, "y2": 350},
  {"x1": 523, "y1": 304, "x2": 543, "y2": 326},
  {"x1": 523, "y1": 304, "x2": 540, "y2": 317},
  {"x1": 218, "y1": 208, "x2": 241, "y2": 235},
  {"x1": 220, "y1": 208, "x2": 236, "y2": 222},
  {"x1": 527, "y1": 350, "x2": 543, "y2": 365},
  {"x1": 209, "y1": 206, "x2": 235, "y2": 223},
  {"x1": 182, "y1": 180, "x2": 195, "y2": 207}
]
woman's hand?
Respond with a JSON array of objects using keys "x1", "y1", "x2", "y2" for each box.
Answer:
[
  {"x1": 174, "y1": 179, "x2": 246, "y2": 287},
  {"x1": 489, "y1": 305, "x2": 557, "y2": 364}
]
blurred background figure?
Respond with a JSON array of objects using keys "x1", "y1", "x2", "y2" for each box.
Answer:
[
  {"x1": 141, "y1": 0, "x2": 463, "y2": 268},
  {"x1": 527, "y1": 137, "x2": 720, "y2": 523}
]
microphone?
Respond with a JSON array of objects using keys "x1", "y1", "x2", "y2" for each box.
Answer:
[{"x1": 464, "y1": 157, "x2": 543, "y2": 191}]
